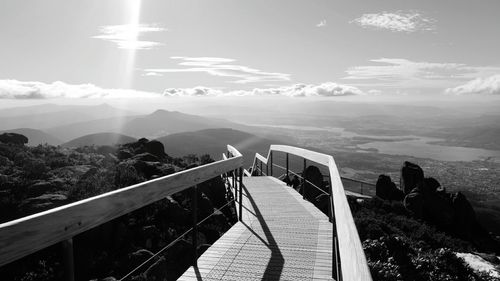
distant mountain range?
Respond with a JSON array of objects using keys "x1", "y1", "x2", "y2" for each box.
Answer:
[
  {"x1": 156, "y1": 128, "x2": 283, "y2": 167},
  {"x1": 121, "y1": 109, "x2": 242, "y2": 139},
  {"x1": 62, "y1": 133, "x2": 137, "y2": 148},
  {"x1": 0, "y1": 104, "x2": 253, "y2": 144},
  {"x1": 0, "y1": 103, "x2": 135, "y2": 131}
]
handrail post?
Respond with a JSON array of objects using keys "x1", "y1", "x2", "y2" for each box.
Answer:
[
  {"x1": 329, "y1": 178, "x2": 341, "y2": 281},
  {"x1": 239, "y1": 167, "x2": 243, "y2": 222},
  {"x1": 269, "y1": 151, "x2": 273, "y2": 176},
  {"x1": 286, "y1": 153, "x2": 289, "y2": 177},
  {"x1": 260, "y1": 161, "x2": 263, "y2": 176},
  {"x1": 266, "y1": 162, "x2": 268, "y2": 176},
  {"x1": 302, "y1": 159, "x2": 306, "y2": 200},
  {"x1": 233, "y1": 169, "x2": 238, "y2": 203},
  {"x1": 192, "y1": 185, "x2": 198, "y2": 266},
  {"x1": 61, "y1": 238, "x2": 75, "y2": 281}
]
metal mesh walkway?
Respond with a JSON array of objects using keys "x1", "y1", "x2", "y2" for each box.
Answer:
[{"x1": 179, "y1": 176, "x2": 333, "y2": 280}]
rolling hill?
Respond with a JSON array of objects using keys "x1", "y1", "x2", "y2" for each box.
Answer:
[
  {"x1": 0, "y1": 128, "x2": 62, "y2": 146},
  {"x1": 46, "y1": 116, "x2": 138, "y2": 142},
  {"x1": 155, "y1": 128, "x2": 284, "y2": 167},
  {"x1": 62, "y1": 133, "x2": 137, "y2": 148},
  {"x1": 45, "y1": 109, "x2": 249, "y2": 141},
  {"x1": 120, "y1": 109, "x2": 246, "y2": 139}
]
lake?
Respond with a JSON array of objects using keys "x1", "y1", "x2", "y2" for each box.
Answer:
[{"x1": 249, "y1": 124, "x2": 500, "y2": 162}]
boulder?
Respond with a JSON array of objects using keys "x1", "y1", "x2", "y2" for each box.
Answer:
[
  {"x1": 420, "y1": 177, "x2": 440, "y2": 195},
  {"x1": 163, "y1": 239, "x2": 194, "y2": 279},
  {"x1": 302, "y1": 165, "x2": 326, "y2": 202},
  {"x1": 50, "y1": 165, "x2": 94, "y2": 180},
  {"x1": 401, "y1": 161, "x2": 424, "y2": 195},
  {"x1": 423, "y1": 190, "x2": 455, "y2": 229},
  {"x1": 117, "y1": 149, "x2": 133, "y2": 160},
  {"x1": 450, "y1": 192, "x2": 477, "y2": 238},
  {"x1": 27, "y1": 180, "x2": 63, "y2": 197},
  {"x1": 282, "y1": 175, "x2": 292, "y2": 186},
  {"x1": 132, "y1": 153, "x2": 159, "y2": 162},
  {"x1": 291, "y1": 175, "x2": 300, "y2": 191},
  {"x1": 403, "y1": 188, "x2": 424, "y2": 218},
  {"x1": 161, "y1": 197, "x2": 190, "y2": 225},
  {"x1": 145, "y1": 140, "x2": 166, "y2": 158},
  {"x1": 0, "y1": 133, "x2": 28, "y2": 145},
  {"x1": 128, "y1": 249, "x2": 155, "y2": 268},
  {"x1": 198, "y1": 177, "x2": 227, "y2": 209},
  {"x1": 197, "y1": 192, "x2": 215, "y2": 220},
  {"x1": 376, "y1": 174, "x2": 404, "y2": 201},
  {"x1": 315, "y1": 193, "x2": 330, "y2": 215},
  {"x1": 20, "y1": 193, "x2": 68, "y2": 214},
  {"x1": 142, "y1": 256, "x2": 168, "y2": 281},
  {"x1": 123, "y1": 160, "x2": 175, "y2": 179}
]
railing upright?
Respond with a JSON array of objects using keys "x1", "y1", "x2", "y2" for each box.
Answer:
[
  {"x1": 286, "y1": 153, "x2": 289, "y2": 177},
  {"x1": 61, "y1": 239, "x2": 75, "y2": 281},
  {"x1": 302, "y1": 159, "x2": 307, "y2": 200},
  {"x1": 192, "y1": 185, "x2": 198, "y2": 266},
  {"x1": 238, "y1": 168, "x2": 243, "y2": 221},
  {"x1": 233, "y1": 169, "x2": 237, "y2": 203},
  {"x1": 269, "y1": 152, "x2": 273, "y2": 176}
]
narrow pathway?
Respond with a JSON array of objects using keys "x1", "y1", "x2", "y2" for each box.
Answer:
[{"x1": 179, "y1": 176, "x2": 333, "y2": 280}]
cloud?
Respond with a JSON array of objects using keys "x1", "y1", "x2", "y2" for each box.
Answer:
[
  {"x1": 0, "y1": 80, "x2": 158, "y2": 99},
  {"x1": 445, "y1": 75, "x2": 500, "y2": 95},
  {"x1": 0, "y1": 80, "x2": 364, "y2": 100},
  {"x1": 93, "y1": 24, "x2": 166, "y2": 50},
  {"x1": 162, "y1": 86, "x2": 223, "y2": 97},
  {"x1": 162, "y1": 82, "x2": 364, "y2": 97},
  {"x1": 351, "y1": 11, "x2": 436, "y2": 33},
  {"x1": 316, "y1": 20, "x2": 327, "y2": 27},
  {"x1": 344, "y1": 58, "x2": 500, "y2": 89},
  {"x1": 144, "y1": 56, "x2": 291, "y2": 84},
  {"x1": 142, "y1": 72, "x2": 163, "y2": 77}
]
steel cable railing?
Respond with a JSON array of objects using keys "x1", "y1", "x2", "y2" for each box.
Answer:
[{"x1": 119, "y1": 188, "x2": 237, "y2": 280}]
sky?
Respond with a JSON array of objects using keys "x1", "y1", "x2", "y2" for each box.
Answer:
[{"x1": 0, "y1": 0, "x2": 500, "y2": 102}]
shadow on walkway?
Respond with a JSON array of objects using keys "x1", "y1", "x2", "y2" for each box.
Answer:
[{"x1": 241, "y1": 183, "x2": 284, "y2": 280}]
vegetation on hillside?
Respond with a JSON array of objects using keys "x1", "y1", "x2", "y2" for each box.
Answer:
[
  {"x1": 0, "y1": 136, "x2": 237, "y2": 281},
  {"x1": 350, "y1": 198, "x2": 498, "y2": 281}
]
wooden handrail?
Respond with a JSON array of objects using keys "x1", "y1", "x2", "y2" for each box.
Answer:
[
  {"x1": 0, "y1": 145, "x2": 243, "y2": 268},
  {"x1": 250, "y1": 145, "x2": 372, "y2": 281}
]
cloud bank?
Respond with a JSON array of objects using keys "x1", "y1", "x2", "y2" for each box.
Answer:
[
  {"x1": 445, "y1": 75, "x2": 500, "y2": 95},
  {"x1": 0, "y1": 80, "x2": 157, "y2": 99},
  {"x1": 163, "y1": 82, "x2": 364, "y2": 97},
  {"x1": 351, "y1": 11, "x2": 436, "y2": 33},
  {"x1": 0, "y1": 80, "x2": 364, "y2": 99},
  {"x1": 345, "y1": 58, "x2": 500, "y2": 89},
  {"x1": 144, "y1": 56, "x2": 291, "y2": 84},
  {"x1": 93, "y1": 24, "x2": 166, "y2": 50}
]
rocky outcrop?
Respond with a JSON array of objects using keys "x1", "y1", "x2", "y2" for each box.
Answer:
[
  {"x1": 132, "y1": 152, "x2": 159, "y2": 162},
  {"x1": 400, "y1": 162, "x2": 499, "y2": 253},
  {"x1": 376, "y1": 174, "x2": 404, "y2": 201},
  {"x1": 118, "y1": 138, "x2": 170, "y2": 162},
  {"x1": 301, "y1": 165, "x2": 326, "y2": 202},
  {"x1": 145, "y1": 140, "x2": 166, "y2": 159},
  {"x1": 0, "y1": 133, "x2": 28, "y2": 145},
  {"x1": 26, "y1": 179, "x2": 65, "y2": 197},
  {"x1": 19, "y1": 193, "x2": 68, "y2": 214},
  {"x1": 401, "y1": 161, "x2": 424, "y2": 195}
]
